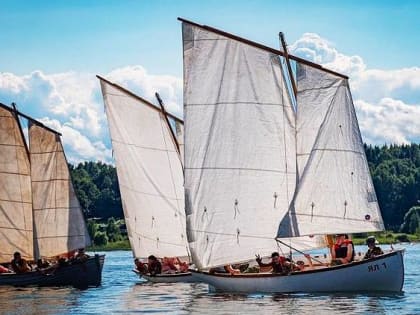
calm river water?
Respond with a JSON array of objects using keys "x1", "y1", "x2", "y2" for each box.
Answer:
[{"x1": 0, "y1": 244, "x2": 418, "y2": 315}]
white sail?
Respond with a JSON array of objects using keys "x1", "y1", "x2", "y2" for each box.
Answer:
[
  {"x1": 175, "y1": 120, "x2": 184, "y2": 166},
  {"x1": 30, "y1": 123, "x2": 90, "y2": 258},
  {"x1": 181, "y1": 23, "x2": 324, "y2": 269},
  {"x1": 277, "y1": 63, "x2": 384, "y2": 238},
  {"x1": 99, "y1": 78, "x2": 188, "y2": 259},
  {"x1": 0, "y1": 106, "x2": 33, "y2": 262}
]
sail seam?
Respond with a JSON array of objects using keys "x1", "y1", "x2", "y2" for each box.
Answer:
[
  {"x1": 184, "y1": 38, "x2": 228, "y2": 42},
  {"x1": 112, "y1": 139, "x2": 177, "y2": 152},
  {"x1": 298, "y1": 83, "x2": 342, "y2": 93},
  {"x1": 0, "y1": 143, "x2": 26, "y2": 148},
  {"x1": 310, "y1": 148, "x2": 364, "y2": 155},
  {"x1": 119, "y1": 183, "x2": 183, "y2": 202},
  {"x1": 133, "y1": 233, "x2": 186, "y2": 247},
  {"x1": 185, "y1": 167, "x2": 294, "y2": 173},
  {"x1": 0, "y1": 198, "x2": 31, "y2": 204},
  {"x1": 31, "y1": 179, "x2": 70, "y2": 183},
  {"x1": 185, "y1": 101, "x2": 288, "y2": 107},
  {"x1": 35, "y1": 235, "x2": 87, "y2": 239},
  {"x1": 30, "y1": 151, "x2": 64, "y2": 155},
  {"x1": 0, "y1": 171, "x2": 30, "y2": 176},
  {"x1": 0, "y1": 226, "x2": 32, "y2": 231},
  {"x1": 33, "y1": 206, "x2": 81, "y2": 211},
  {"x1": 292, "y1": 212, "x2": 383, "y2": 223},
  {"x1": 187, "y1": 229, "x2": 275, "y2": 240}
]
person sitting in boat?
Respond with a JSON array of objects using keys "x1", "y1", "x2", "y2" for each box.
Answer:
[
  {"x1": 36, "y1": 258, "x2": 51, "y2": 270},
  {"x1": 209, "y1": 264, "x2": 241, "y2": 275},
  {"x1": 147, "y1": 255, "x2": 162, "y2": 276},
  {"x1": 363, "y1": 236, "x2": 384, "y2": 260},
  {"x1": 134, "y1": 258, "x2": 148, "y2": 274},
  {"x1": 74, "y1": 248, "x2": 90, "y2": 262},
  {"x1": 255, "y1": 252, "x2": 289, "y2": 274},
  {"x1": 10, "y1": 252, "x2": 31, "y2": 274},
  {"x1": 175, "y1": 257, "x2": 189, "y2": 273},
  {"x1": 330, "y1": 234, "x2": 355, "y2": 265},
  {"x1": 162, "y1": 257, "x2": 178, "y2": 274},
  {"x1": 163, "y1": 257, "x2": 189, "y2": 273},
  {"x1": 0, "y1": 264, "x2": 11, "y2": 273},
  {"x1": 294, "y1": 254, "x2": 314, "y2": 271},
  {"x1": 224, "y1": 264, "x2": 241, "y2": 275}
]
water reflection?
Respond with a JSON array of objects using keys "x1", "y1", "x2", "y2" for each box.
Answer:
[
  {"x1": 0, "y1": 287, "x2": 75, "y2": 315},
  {"x1": 0, "y1": 246, "x2": 416, "y2": 315}
]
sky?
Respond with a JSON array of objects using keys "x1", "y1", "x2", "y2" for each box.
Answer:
[{"x1": 0, "y1": 0, "x2": 419, "y2": 163}]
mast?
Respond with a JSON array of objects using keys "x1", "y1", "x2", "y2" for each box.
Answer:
[
  {"x1": 178, "y1": 17, "x2": 348, "y2": 80},
  {"x1": 96, "y1": 75, "x2": 183, "y2": 124},
  {"x1": 11, "y1": 103, "x2": 30, "y2": 159},
  {"x1": 10, "y1": 103, "x2": 39, "y2": 260},
  {"x1": 181, "y1": 20, "x2": 325, "y2": 269},
  {"x1": 0, "y1": 102, "x2": 62, "y2": 137},
  {"x1": 279, "y1": 32, "x2": 297, "y2": 99},
  {"x1": 0, "y1": 103, "x2": 34, "y2": 261},
  {"x1": 99, "y1": 77, "x2": 188, "y2": 259},
  {"x1": 155, "y1": 92, "x2": 181, "y2": 157}
]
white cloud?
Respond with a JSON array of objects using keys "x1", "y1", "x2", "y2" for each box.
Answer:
[
  {"x1": 290, "y1": 33, "x2": 420, "y2": 144},
  {"x1": 1, "y1": 34, "x2": 418, "y2": 162},
  {"x1": 38, "y1": 117, "x2": 112, "y2": 164},
  {"x1": 0, "y1": 70, "x2": 111, "y2": 163},
  {"x1": 0, "y1": 66, "x2": 184, "y2": 162},
  {"x1": 107, "y1": 65, "x2": 183, "y2": 117},
  {"x1": 355, "y1": 98, "x2": 420, "y2": 144},
  {"x1": 291, "y1": 33, "x2": 366, "y2": 77}
]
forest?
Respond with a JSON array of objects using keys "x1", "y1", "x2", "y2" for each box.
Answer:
[{"x1": 71, "y1": 143, "x2": 420, "y2": 234}]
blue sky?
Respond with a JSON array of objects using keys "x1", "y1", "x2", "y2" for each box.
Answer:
[
  {"x1": 0, "y1": 0, "x2": 419, "y2": 162},
  {"x1": 1, "y1": 0, "x2": 419, "y2": 75}
]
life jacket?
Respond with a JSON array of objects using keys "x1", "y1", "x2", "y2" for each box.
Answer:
[{"x1": 334, "y1": 240, "x2": 355, "y2": 262}]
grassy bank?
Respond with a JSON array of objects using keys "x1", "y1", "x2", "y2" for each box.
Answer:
[
  {"x1": 352, "y1": 231, "x2": 420, "y2": 245},
  {"x1": 85, "y1": 232, "x2": 419, "y2": 252},
  {"x1": 87, "y1": 239, "x2": 131, "y2": 251}
]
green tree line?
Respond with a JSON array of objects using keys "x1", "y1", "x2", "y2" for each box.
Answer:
[
  {"x1": 70, "y1": 143, "x2": 420, "y2": 233},
  {"x1": 365, "y1": 143, "x2": 419, "y2": 232}
]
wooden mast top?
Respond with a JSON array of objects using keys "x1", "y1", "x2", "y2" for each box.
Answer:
[
  {"x1": 97, "y1": 75, "x2": 184, "y2": 124},
  {"x1": 155, "y1": 92, "x2": 181, "y2": 155},
  {"x1": 178, "y1": 17, "x2": 349, "y2": 80},
  {"x1": 0, "y1": 102, "x2": 62, "y2": 136},
  {"x1": 279, "y1": 32, "x2": 298, "y2": 98}
]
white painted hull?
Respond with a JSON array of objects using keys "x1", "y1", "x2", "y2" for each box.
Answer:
[
  {"x1": 192, "y1": 250, "x2": 405, "y2": 293},
  {"x1": 134, "y1": 270, "x2": 197, "y2": 283}
]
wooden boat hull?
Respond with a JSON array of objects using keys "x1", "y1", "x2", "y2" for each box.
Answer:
[
  {"x1": 134, "y1": 270, "x2": 197, "y2": 283},
  {"x1": 191, "y1": 250, "x2": 404, "y2": 293},
  {"x1": 0, "y1": 254, "x2": 105, "y2": 289}
]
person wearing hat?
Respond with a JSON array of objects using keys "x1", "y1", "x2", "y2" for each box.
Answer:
[{"x1": 363, "y1": 236, "x2": 384, "y2": 260}]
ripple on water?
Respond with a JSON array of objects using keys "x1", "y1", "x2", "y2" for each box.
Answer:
[{"x1": 0, "y1": 245, "x2": 418, "y2": 315}]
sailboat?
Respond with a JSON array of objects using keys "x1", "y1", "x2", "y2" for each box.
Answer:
[
  {"x1": 179, "y1": 18, "x2": 404, "y2": 293},
  {"x1": 0, "y1": 103, "x2": 105, "y2": 288},
  {"x1": 97, "y1": 76, "x2": 194, "y2": 283}
]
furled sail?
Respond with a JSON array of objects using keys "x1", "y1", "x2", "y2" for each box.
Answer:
[
  {"x1": 30, "y1": 122, "x2": 90, "y2": 258},
  {"x1": 99, "y1": 78, "x2": 188, "y2": 259},
  {"x1": 277, "y1": 63, "x2": 384, "y2": 238},
  {"x1": 0, "y1": 105, "x2": 33, "y2": 262},
  {"x1": 181, "y1": 22, "x2": 323, "y2": 269}
]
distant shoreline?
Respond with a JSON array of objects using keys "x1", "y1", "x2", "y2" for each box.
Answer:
[
  {"x1": 87, "y1": 239, "x2": 131, "y2": 252},
  {"x1": 86, "y1": 234, "x2": 418, "y2": 252}
]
